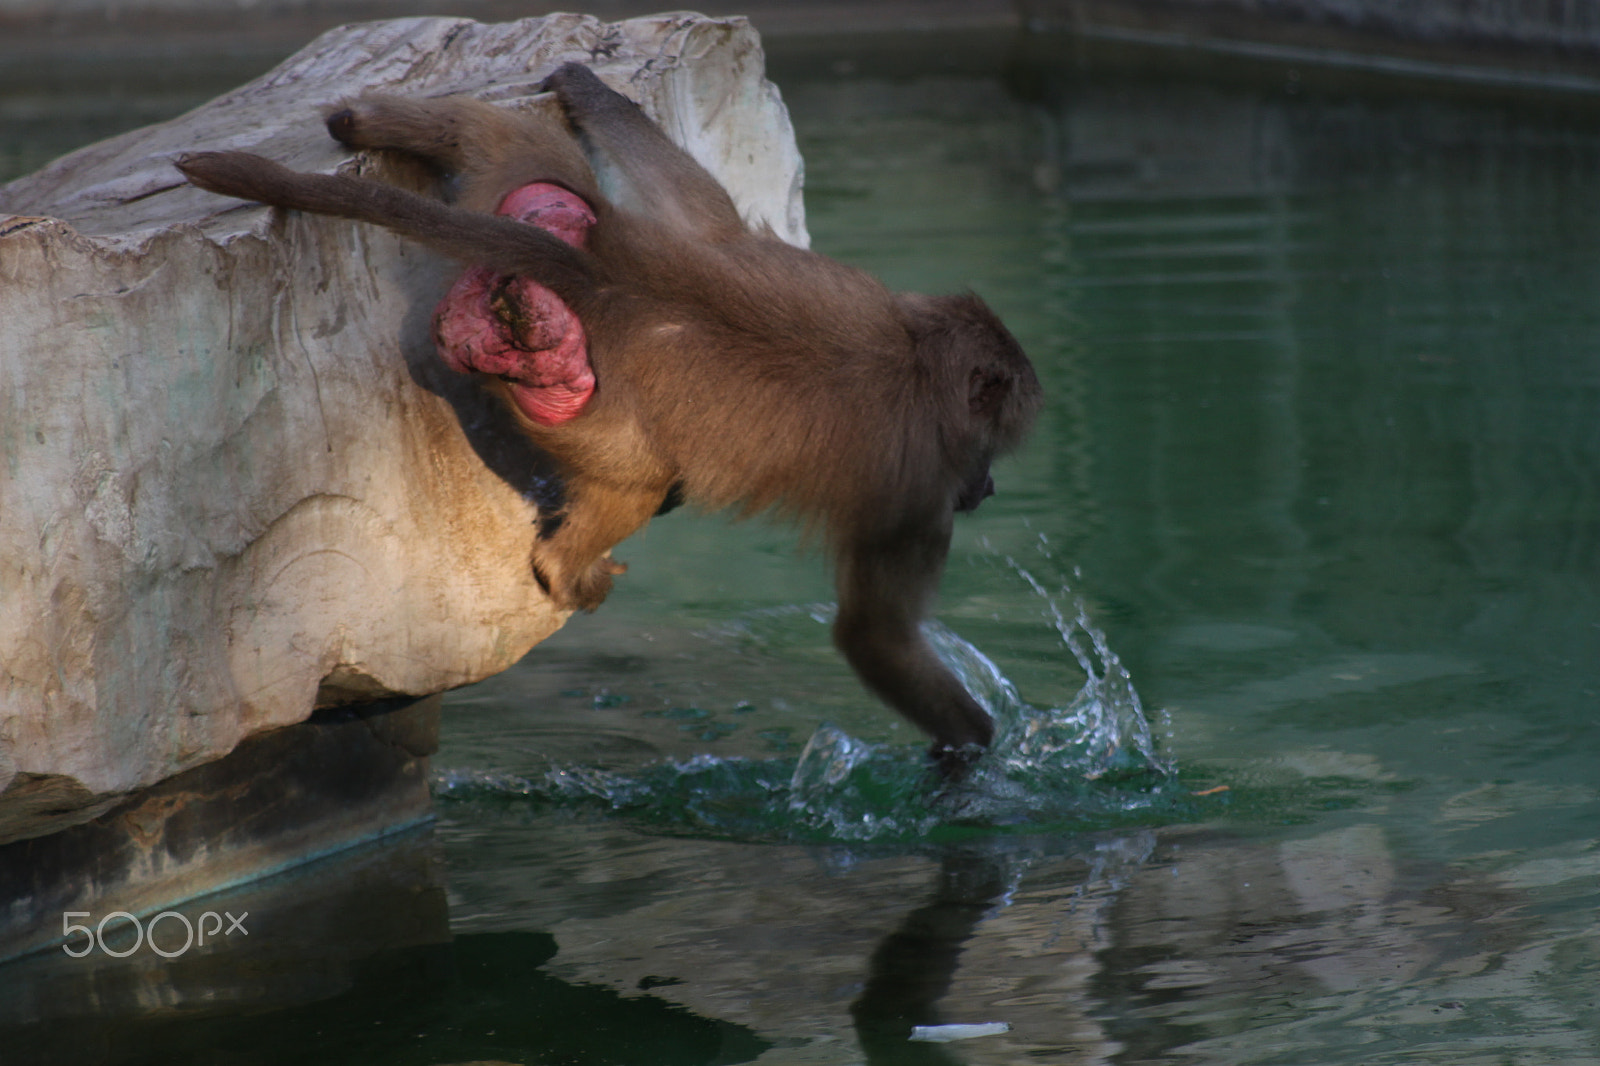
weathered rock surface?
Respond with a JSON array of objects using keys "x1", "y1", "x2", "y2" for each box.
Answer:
[{"x1": 0, "y1": 12, "x2": 807, "y2": 845}]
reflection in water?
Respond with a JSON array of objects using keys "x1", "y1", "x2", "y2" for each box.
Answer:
[
  {"x1": 0, "y1": 830, "x2": 770, "y2": 1066},
  {"x1": 850, "y1": 847, "x2": 1014, "y2": 1065},
  {"x1": 0, "y1": 833, "x2": 451, "y2": 1047}
]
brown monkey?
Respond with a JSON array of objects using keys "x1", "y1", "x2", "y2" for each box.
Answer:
[{"x1": 177, "y1": 63, "x2": 1042, "y2": 771}]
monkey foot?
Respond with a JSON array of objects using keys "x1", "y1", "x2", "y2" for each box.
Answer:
[
  {"x1": 532, "y1": 553, "x2": 623, "y2": 613},
  {"x1": 432, "y1": 183, "x2": 598, "y2": 426}
]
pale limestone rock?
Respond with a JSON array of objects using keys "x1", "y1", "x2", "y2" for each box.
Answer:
[{"x1": 0, "y1": 12, "x2": 807, "y2": 844}]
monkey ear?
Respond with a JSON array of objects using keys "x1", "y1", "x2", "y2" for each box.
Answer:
[
  {"x1": 897, "y1": 290, "x2": 1036, "y2": 427},
  {"x1": 968, "y1": 365, "x2": 1011, "y2": 419}
]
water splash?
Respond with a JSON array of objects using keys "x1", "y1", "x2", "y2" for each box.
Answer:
[
  {"x1": 436, "y1": 572, "x2": 1180, "y2": 844},
  {"x1": 989, "y1": 561, "x2": 1172, "y2": 781}
]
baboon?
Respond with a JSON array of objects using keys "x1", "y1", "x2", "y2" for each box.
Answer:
[{"x1": 178, "y1": 62, "x2": 1042, "y2": 772}]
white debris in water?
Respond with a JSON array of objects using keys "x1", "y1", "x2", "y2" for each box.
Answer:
[{"x1": 908, "y1": 1022, "x2": 1011, "y2": 1043}]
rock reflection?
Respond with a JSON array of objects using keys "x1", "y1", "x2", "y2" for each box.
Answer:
[
  {"x1": 0, "y1": 828, "x2": 771, "y2": 1066},
  {"x1": 0, "y1": 831, "x2": 452, "y2": 1063}
]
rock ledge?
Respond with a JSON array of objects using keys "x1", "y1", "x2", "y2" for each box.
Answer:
[{"x1": 0, "y1": 12, "x2": 806, "y2": 845}]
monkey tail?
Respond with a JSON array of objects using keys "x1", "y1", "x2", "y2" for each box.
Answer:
[{"x1": 176, "y1": 151, "x2": 608, "y2": 305}]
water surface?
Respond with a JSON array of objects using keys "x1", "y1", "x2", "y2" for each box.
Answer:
[{"x1": 428, "y1": 41, "x2": 1600, "y2": 1063}]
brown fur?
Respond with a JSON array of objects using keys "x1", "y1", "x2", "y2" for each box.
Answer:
[{"x1": 177, "y1": 63, "x2": 1042, "y2": 767}]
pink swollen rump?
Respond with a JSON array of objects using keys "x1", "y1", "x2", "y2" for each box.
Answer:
[{"x1": 432, "y1": 183, "x2": 597, "y2": 426}]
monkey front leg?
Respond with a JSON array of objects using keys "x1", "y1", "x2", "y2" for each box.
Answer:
[
  {"x1": 832, "y1": 519, "x2": 995, "y2": 776},
  {"x1": 532, "y1": 477, "x2": 674, "y2": 611}
]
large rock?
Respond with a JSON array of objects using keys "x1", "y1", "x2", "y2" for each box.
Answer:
[{"x1": 0, "y1": 12, "x2": 807, "y2": 845}]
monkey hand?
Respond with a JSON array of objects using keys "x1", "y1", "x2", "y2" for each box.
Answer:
[{"x1": 929, "y1": 741, "x2": 988, "y2": 783}]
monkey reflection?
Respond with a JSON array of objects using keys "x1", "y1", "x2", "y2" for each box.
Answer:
[
  {"x1": 851, "y1": 847, "x2": 1012, "y2": 1064},
  {"x1": 177, "y1": 63, "x2": 1041, "y2": 772}
]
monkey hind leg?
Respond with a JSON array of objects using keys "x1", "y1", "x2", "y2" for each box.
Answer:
[
  {"x1": 541, "y1": 62, "x2": 745, "y2": 240},
  {"x1": 326, "y1": 95, "x2": 598, "y2": 211},
  {"x1": 325, "y1": 96, "x2": 486, "y2": 170},
  {"x1": 530, "y1": 479, "x2": 675, "y2": 612}
]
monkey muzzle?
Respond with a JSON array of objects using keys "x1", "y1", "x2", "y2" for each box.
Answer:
[{"x1": 955, "y1": 468, "x2": 996, "y2": 513}]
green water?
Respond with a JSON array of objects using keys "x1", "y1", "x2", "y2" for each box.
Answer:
[
  {"x1": 431, "y1": 43, "x2": 1600, "y2": 1062},
  {"x1": 7, "y1": 29, "x2": 1600, "y2": 1066}
]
